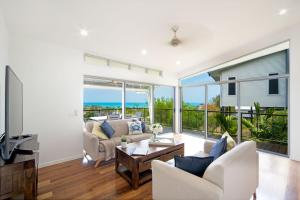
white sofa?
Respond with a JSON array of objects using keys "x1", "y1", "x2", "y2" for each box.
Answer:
[{"x1": 152, "y1": 140, "x2": 259, "y2": 200}]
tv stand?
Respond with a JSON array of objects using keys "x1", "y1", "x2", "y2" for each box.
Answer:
[
  {"x1": 0, "y1": 134, "x2": 38, "y2": 200},
  {"x1": 14, "y1": 148, "x2": 34, "y2": 155},
  {"x1": 0, "y1": 134, "x2": 33, "y2": 161}
]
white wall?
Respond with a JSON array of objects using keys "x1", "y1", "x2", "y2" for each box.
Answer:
[
  {"x1": 8, "y1": 34, "x2": 177, "y2": 166},
  {"x1": 179, "y1": 23, "x2": 300, "y2": 161},
  {"x1": 0, "y1": 11, "x2": 8, "y2": 135}
]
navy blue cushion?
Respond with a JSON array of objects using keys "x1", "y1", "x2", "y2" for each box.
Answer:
[
  {"x1": 209, "y1": 136, "x2": 227, "y2": 160},
  {"x1": 100, "y1": 121, "x2": 115, "y2": 138},
  {"x1": 141, "y1": 121, "x2": 146, "y2": 133},
  {"x1": 174, "y1": 156, "x2": 214, "y2": 177}
]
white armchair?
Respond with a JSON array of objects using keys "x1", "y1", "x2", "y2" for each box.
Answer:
[{"x1": 152, "y1": 140, "x2": 259, "y2": 200}]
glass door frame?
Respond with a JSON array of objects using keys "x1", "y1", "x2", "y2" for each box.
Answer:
[
  {"x1": 179, "y1": 74, "x2": 290, "y2": 156},
  {"x1": 84, "y1": 75, "x2": 176, "y2": 131}
]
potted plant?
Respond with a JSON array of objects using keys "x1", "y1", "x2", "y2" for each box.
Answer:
[
  {"x1": 150, "y1": 123, "x2": 163, "y2": 141},
  {"x1": 121, "y1": 135, "x2": 127, "y2": 148}
]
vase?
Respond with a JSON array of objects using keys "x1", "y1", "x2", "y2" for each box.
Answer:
[
  {"x1": 153, "y1": 132, "x2": 158, "y2": 141},
  {"x1": 121, "y1": 142, "x2": 127, "y2": 148}
]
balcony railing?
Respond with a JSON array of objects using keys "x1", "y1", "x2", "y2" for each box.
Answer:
[
  {"x1": 84, "y1": 107, "x2": 174, "y2": 131},
  {"x1": 84, "y1": 107, "x2": 149, "y2": 122},
  {"x1": 154, "y1": 108, "x2": 173, "y2": 128},
  {"x1": 181, "y1": 109, "x2": 288, "y2": 155},
  {"x1": 84, "y1": 107, "x2": 288, "y2": 155}
]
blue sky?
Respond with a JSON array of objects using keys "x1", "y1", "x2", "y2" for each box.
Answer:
[
  {"x1": 84, "y1": 86, "x2": 175, "y2": 103},
  {"x1": 181, "y1": 73, "x2": 220, "y2": 103},
  {"x1": 84, "y1": 73, "x2": 219, "y2": 104},
  {"x1": 180, "y1": 73, "x2": 215, "y2": 86}
]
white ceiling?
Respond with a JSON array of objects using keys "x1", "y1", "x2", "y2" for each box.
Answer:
[{"x1": 1, "y1": 0, "x2": 300, "y2": 75}]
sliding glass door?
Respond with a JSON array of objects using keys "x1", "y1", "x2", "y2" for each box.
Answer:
[
  {"x1": 83, "y1": 76, "x2": 176, "y2": 133},
  {"x1": 125, "y1": 82, "x2": 151, "y2": 124},
  {"x1": 154, "y1": 86, "x2": 175, "y2": 132},
  {"x1": 181, "y1": 86, "x2": 205, "y2": 137},
  {"x1": 179, "y1": 48, "x2": 289, "y2": 155},
  {"x1": 83, "y1": 78, "x2": 122, "y2": 121}
]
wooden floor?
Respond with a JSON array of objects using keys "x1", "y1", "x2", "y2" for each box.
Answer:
[{"x1": 37, "y1": 133, "x2": 300, "y2": 200}]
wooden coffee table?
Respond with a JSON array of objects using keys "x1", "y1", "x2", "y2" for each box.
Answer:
[{"x1": 115, "y1": 138, "x2": 184, "y2": 189}]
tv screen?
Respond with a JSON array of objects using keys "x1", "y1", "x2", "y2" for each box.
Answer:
[{"x1": 5, "y1": 65, "x2": 23, "y2": 138}]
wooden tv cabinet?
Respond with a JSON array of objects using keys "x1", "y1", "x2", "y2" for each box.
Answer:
[{"x1": 0, "y1": 135, "x2": 39, "y2": 200}]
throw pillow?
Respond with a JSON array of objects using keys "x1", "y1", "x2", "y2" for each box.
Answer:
[
  {"x1": 91, "y1": 121, "x2": 109, "y2": 140},
  {"x1": 174, "y1": 156, "x2": 214, "y2": 177},
  {"x1": 141, "y1": 121, "x2": 146, "y2": 133},
  {"x1": 128, "y1": 121, "x2": 143, "y2": 135},
  {"x1": 100, "y1": 120, "x2": 115, "y2": 138},
  {"x1": 222, "y1": 132, "x2": 236, "y2": 151},
  {"x1": 209, "y1": 136, "x2": 227, "y2": 160}
]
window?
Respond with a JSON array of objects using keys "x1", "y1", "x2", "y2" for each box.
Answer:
[
  {"x1": 269, "y1": 73, "x2": 279, "y2": 94},
  {"x1": 228, "y1": 77, "x2": 236, "y2": 95}
]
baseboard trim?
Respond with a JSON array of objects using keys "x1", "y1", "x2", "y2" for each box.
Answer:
[{"x1": 38, "y1": 154, "x2": 83, "y2": 168}]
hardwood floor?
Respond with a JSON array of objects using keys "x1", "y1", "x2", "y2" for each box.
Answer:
[{"x1": 37, "y1": 133, "x2": 300, "y2": 200}]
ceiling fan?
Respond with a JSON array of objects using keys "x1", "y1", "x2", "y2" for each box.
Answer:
[{"x1": 170, "y1": 25, "x2": 181, "y2": 47}]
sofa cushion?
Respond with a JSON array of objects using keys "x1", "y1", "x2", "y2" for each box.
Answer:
[
  {"x1": 92, "y1": 121, "x2": 109, "y2": 140},
  {"x1": 108, "y1": 119, "x2": 130, "y2": 137},
  {"x1": 209, "y1": 136, "x2": 227, "y2": 160},
  {"x1": 101, "y1": 121, "x2": 115, "y2": 138},
  {"x1": 128, "y1": 121, "x2": 143, "y2": 135},
  {"x1": 222, "y1": 132, "x2": 236, "y2": 151},
  {"x1": 141, "y1": 121, "x2": 146, "y2": 133},
  {"x1": 174, "y1": 156, "x2": 214, "y2": 177},
  {"x1": 127, "y1": 133, "x2": 152, "y2": 142},
  {"x1": 193, "y1": 150, "x2": 210, "y2": 158}
]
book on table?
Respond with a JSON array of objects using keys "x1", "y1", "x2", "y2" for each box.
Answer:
[
  {"x1": 149, "y1": 137, "x2": 175, "y2": 146},
  {"x1": 132, "y1": 148, "x2": 148, "y2": 156}
]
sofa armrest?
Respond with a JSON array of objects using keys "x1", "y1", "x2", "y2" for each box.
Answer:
[
  {"x1": 152, "y1": 160, "x2": 223, "y2": 200},
  {"x1": 204, "y1": 140, "x2": 216, "y2": 154},
  {"x1": 83, "y1": 130, "x2": 99, "y2": 161}
]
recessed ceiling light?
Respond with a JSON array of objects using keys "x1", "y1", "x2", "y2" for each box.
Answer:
[
  {"x1": 279, "y1": 9, "x2": 287, "y2": 16},
  {"x1": 80, "y1": 29, "x2": 88, "y2": 36},
  {"x1": 176, "y1": 60, "x2": 181, "y2": 65},
  {"x1": 141, "y1": 49, "x2": 147, "y2": 55}
]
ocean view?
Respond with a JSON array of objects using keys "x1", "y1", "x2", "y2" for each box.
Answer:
[
  {"x1": 84, "y1": 102, "x2": 201, "y2": 108},
  {"x1": 84, "y1": 102, "x2": 148, "y2": 108}
]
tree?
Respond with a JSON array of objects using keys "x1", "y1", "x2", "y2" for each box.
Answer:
[
  {"x1": 242, "y1": 102, "x2": 288, "y2": 143},
  {"x1": 215, "y1": 113, "x2": 237, "y2": 136}
]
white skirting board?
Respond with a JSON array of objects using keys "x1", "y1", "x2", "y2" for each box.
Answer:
[{"x1": 38, "y1": 154, "x2": 83, "y2": 168}]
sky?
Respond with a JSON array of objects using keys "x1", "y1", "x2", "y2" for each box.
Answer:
[
  {"x1": 181, "y1": 73, "x2": 220, "y2": 103},
  {"x1": 84, "y1": 73, "x2": 219, "y2": 104},
  {"x1": 84, "y1": 85, "x2": 175, "y2": 103}
]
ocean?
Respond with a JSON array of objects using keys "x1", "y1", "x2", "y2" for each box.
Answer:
[
  {"x1": 84, "y1": 102, "x2": 148, "y2": 108},
  {"x1": 84, "y1": 102, "x2": 201, "y2": 108}
]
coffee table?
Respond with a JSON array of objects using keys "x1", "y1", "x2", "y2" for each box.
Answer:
[{"x1": 115, "y1": 139, "x2": 184, "y2": 189}]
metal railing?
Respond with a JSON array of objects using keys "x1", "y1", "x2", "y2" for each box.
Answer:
[
  {"x1": 181, "y1": 109, "x2": 205, "y2": 132},
  {"x1": 154, "y1": 108, "x2": 173, "y2": 128},
  {"x1": 181, "y1": 109, "x2": 288, "y2": 154},
  {"x1": 84, "y1": 107, "x2": 174, "y2": 127}
]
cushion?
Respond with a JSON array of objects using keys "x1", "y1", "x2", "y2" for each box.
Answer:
[
  {"x1": 209, "y1": 136, "x2": 227, "y2": 160},
  {"x1": 91, "y1": 122, "x2": 109, "y2": 140},
  {"x1": 128, "y1": 121, "x2": 143, "y2": 135},
  {"x1": 141, "y1": 121, "x2": 146, "y2": 133},
  {"x1": 100, "y1": 120, "x2": 115, "y2": 138},
  {"x1": 174, "y1": 156, "x2": 214, "y2": 177},
  {"x1": 108, "y1": 119, "x2": 130, "y2": 137},
  {"x1": 222, "y1": 132, "x2": 236, "y2": 151}
]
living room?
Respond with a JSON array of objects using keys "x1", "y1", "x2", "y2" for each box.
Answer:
[{"x1": 0, "y1": 1, "x2": 300, "y2": 200}]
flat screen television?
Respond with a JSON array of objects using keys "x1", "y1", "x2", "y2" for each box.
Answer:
[{"x1": 0, "y1": 66, "x2": 32, "y2": 160}]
